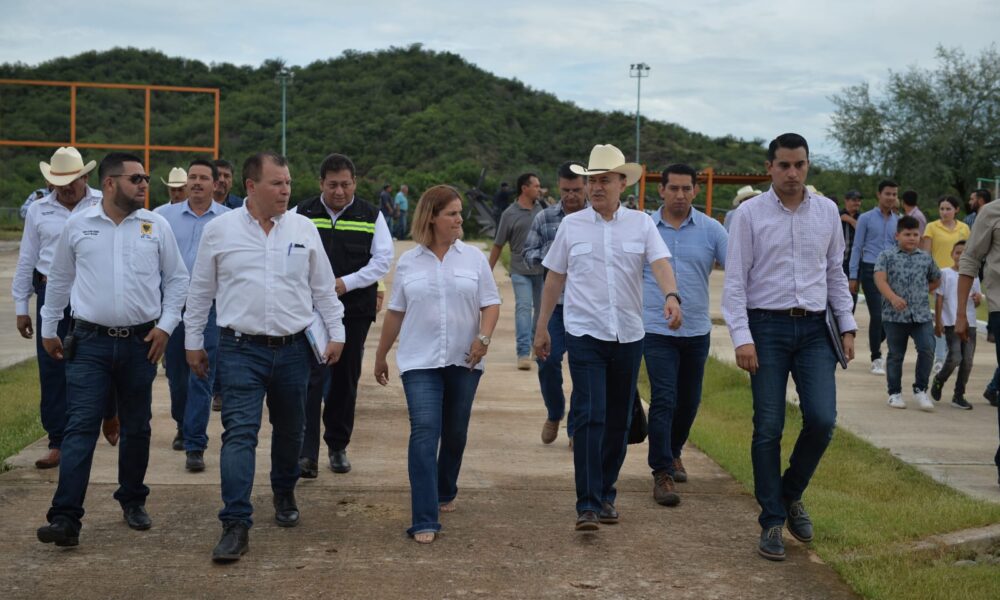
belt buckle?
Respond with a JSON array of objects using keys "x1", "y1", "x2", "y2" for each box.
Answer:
[
  {"x1": 108, "y1": 326, "x2": 131, "y2": 338},
  {"x1": 266, "y1": 336, "x2": 283, "y2": 348},
  {"x1": 789, "y1": 308, "x2": 807, "y2": 317}
]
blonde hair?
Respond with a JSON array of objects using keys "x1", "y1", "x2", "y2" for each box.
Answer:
[{"x1": 410, "y1": 185, "x2": 463, "y2": 246}]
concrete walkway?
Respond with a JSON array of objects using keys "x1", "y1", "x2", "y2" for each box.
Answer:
[{"x1": 0, "y1": 242, "x2": 855, "y2": 599}]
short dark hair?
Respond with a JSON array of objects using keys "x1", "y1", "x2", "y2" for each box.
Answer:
[
  {"x1": 188, "y1": 158, "x2": 219, "y2": 181},
  {"x1": 556, "y1": 162, "x2": 584, "y2": 181},
  {"x1": 212, "y1": 159, "x2": 234, "y2": 173},
  {"x1": 897, "y1": 215, "x2": 920, "y2": 232},
  {"x1": 877, "y1": 180, "x2": 899, "y2": 193},
  {"x1": 516, "y1": 172, "x2": 538, "y2": 195},
  {"x1": 974, "y1": 188, "x2": 993, "y2": 204},
  {"x1": 242, "y1": 152, "x2": 288, "y2": 185},
  {"x1": 318, "y1": 153, "x2": 356, "y2": 180},
  {"x1": 98, "y1": 152, "x2": 144, "y2": 182},
  {"x1": 660, "y1": 163, "x2": 698, "y2": 186},
  {"x1": 766, "y1": 133, "x2": 809, "y2": 162},
  {"x1": 953, "y1": 239, "x2": 967, "y2": 251},
  {"x1": 901, "y1": 189, "x2": 918, "y2": 207},
  {"x1": 938, "y1": 195, "x2": 959, "y2": 210}
]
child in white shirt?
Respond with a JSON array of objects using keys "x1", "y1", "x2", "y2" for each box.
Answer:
[{"x1": 932, "y1": 240, "x2": 982, "y2": 410}]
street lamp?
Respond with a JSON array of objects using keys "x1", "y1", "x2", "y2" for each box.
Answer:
[
  {"x1": 629, "y1": 63, "x2": 650, "y2": 196},
  {"x1": 275, "y1": 68, "x2": 295, "y2": 157}
]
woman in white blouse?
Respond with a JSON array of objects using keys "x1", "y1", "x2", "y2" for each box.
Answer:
[{"x1": 374, "y1": 185, "x2": 501, "y2": 544}]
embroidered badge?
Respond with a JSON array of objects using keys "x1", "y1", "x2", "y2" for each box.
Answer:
[{"x1": 140, "y1": 220, "x2": 154, "y2": 239}]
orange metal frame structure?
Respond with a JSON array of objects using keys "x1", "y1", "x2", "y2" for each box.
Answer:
[
  {"x1": 638, "y1": 166, "x2": 771, "y2": 216},
  {"x1": 0, "y1": 79, "x2": 220, "y2": 205}
]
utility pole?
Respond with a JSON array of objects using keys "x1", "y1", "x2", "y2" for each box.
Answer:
[
  {"x1": 275, "y1": 68, "x2": 294, "y2": 157},
  {"x1": 629, "y1": 63, "x2": 650, "y2": 196}
]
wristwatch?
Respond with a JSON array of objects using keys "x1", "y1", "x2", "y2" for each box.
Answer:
[
  {"x1": 477, "y1": 334, "x2": 491, "y2": 346},
  {"x1": 665, "y1": 292, "x2": 682, "y2": 305}
]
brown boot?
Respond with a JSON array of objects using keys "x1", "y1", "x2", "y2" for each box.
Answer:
[
  {"x1": 653, "y1": 471, "x2": 680, "y2": 506},
  {"x1": 541, "y1": 419, "x2": 560, "y2": 444},
  {"x1": 672, "y1": 457, "x2": 688, "y2": 483},
  {"x1": 103, "y1": 416, "x2": 120, "y2": 446},
  {"x1": 35, "y1": 448, "x2": 61, "y2": 469}
]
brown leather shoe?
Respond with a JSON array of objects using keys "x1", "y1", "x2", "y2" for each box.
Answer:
[
  {"x1": 35, "y1": 448, "x2": 61, "y2": 469},
  {"x1": 102, "y1": 416, "x2": 120, "y2": 446},
  {"x1": 541, "y1": 419, "x2": 560, "y2": 444},
  {"x1": 653, "y1": 471, "x2": 680, "y2": 506},
  {"x1": 673, "y1": 457, "x2": 688, "y2": 483}
]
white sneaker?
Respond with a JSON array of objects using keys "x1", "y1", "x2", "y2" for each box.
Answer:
[
  {"x1": 887, "y1": 394, "x2": 906, "y2": 409},
  {"x1": 871, "y1": 358, "x2": 886, "y2": 375},
  {"x1": 914, "y1": 389, "x2": 935, "y2": 412}
]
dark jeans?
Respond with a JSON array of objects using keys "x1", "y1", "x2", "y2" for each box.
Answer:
[
  {"x1": 747, "y1": 310, "x2": 837, "y2": 529},
  {"x1": 642, "y1": 332, "x2": 711, "y2": 476},
  {"x1": 859, "y1": 262, "x2": 886, "y2": 360},
  {"x1": 565, "y1": 334, "x2": 643, "y2": 514},
  {"x1": 46, "y1": 327, "x2": 158, "y2": 531},
  {"x1": 164, "y1": 306, "x2": 218, "y2": 451},
  {"x1": 934, "y1": 325, "x2": 976, "y2": 396},
  {"x1": 536, "y1": 304, "x2": 576, "y2": 436},
  {"x1": 988, "y1": 313, "x2": 1000, "y2": 472},
  {"x1": 883, "y1": 321, "x2": 934, "y2": 395},
  {"x1": 216, "y1": 332, "x2": 311, "y2": 527},
  {"x1": 35, "y1": 282, "x2": 70, "y2": 449},
  {"x1": 302, "y1": 317, "x2": 372, "y2": 460},
  {"x1": 401, "y1": 366, "x2": 482, "y2": 536}
]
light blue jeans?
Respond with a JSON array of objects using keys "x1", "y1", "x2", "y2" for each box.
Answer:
[{"x1": 510, "y1": 273, "x2": 543, "y2": 358}]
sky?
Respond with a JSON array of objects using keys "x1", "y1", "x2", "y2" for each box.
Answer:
[{"x1": 2, "y1": 0, "x2": 998, "y2": 163}]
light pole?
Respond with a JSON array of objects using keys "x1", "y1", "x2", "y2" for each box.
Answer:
[
  {"x1": 629, "y1": 63, "x2": 650, "y2": 196},
  {"x1": 275, "y1": 68, "x2": 294, "y2": 157}
]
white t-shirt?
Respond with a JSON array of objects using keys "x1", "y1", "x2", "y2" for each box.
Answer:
[{"x1": 935, "y1": 267, "x2": 981, "y2": 327}]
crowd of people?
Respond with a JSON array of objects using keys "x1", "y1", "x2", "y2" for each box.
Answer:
[{"x1": 12, "y1": 133, "x2": 1000, "y2": 566}]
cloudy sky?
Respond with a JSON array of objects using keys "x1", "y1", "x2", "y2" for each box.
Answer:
[{"x1": 2, "y1": 0, "x2": 997, "y2": 161}]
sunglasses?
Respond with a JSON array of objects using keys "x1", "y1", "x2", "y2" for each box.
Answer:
[{"x1": 111, "y1": 174, "x2": 151, "y2": 185}]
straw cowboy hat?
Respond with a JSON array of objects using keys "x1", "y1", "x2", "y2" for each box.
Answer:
[
  {"x1": 732, "y1": 185, "x2": 762, "y2": 207},
  {"x1": 570, "y1": 144, "x2": 643, "y2": 186},
  {"x1": 161, "y1": 167, "x2": 188, "y2": 188},
  {"x1": 39, "y1": 146, "x2": 97, "y2": 186}
]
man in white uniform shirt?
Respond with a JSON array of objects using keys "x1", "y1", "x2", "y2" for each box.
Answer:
[
  {"x1": 36, "y1": 152, "x2": 189, "y2": 548},
  {"x1": 534, "y1": 144, "x2": 683, "y2": 532},
  {"x1": 184, "y1": 152, "x2": 346, "y2": 563}
]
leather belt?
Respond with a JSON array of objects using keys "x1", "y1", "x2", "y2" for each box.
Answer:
[
  {"x1": 221, "y1": 327, "x2": 306, "y2": 347},
  {"x1": 751, "y1": 308, "x2": 825, "y2": 318},
  {"x1": 74, "y1": 319, "x2": 157, "y2": 338}
]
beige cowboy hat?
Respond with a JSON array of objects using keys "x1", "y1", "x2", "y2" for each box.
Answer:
[
  {"x1": 570, "y1": 144, "x2": 643, "y2": 186},
  {"x1": 161, "y1": 167, "x2": 188, "y2": 188},
  {"x1": 39, "y1": 146, "x2": 97, "y2": 186},
  {"x1": 732, "y1": 185, "x2": 762, "y2": 207},
  {"x1": 806, "y1": 185, "x2": 822, "y2": 197}
]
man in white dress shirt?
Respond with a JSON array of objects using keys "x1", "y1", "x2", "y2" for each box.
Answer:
[
  {"x1": 184, "y1": 152, "x2": 346, "y2": 563},
  {"x1": 533, "y1": 144, "x2": 683, "y2": 532},
  {"x1": 36, "y1": 152, "x2": 189, "y2": 548}
]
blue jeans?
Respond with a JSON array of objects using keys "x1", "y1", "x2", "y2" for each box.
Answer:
[
  {"x1": 536, "y1": 304, "x2": 576, "y2": 435},
  {"x1": 216, "y1": 332, "x2": 310, "y2": 527},
  {"x1": 934, "y1": 326, "x2": 976, "y2": 395},
  {"x1": 165, "y1": 306, "x2": 218, "y2": 451},
  {"x1": 401, "y1": 366, "x2": 482, "y2": 536},
  {"x1": 643, "y1": 332, "x2": 711, "y2": 476},
  {"x1": 987, "y1": 313, "x2": 1000, "y2": 472},
  {"x1": 859, "y1": 262, "x2": 886, "y2": 360},
  {"x1": 565, "y1": 334, "x2": 643, "y2": 514},
  {"x1": 395, "y1": 210, "x2": 408, "y2": 239},
  {"x1": 510, "y1": 272, "x2": 543, "y2": 358},
  {"x1": 747, "y1": 311, "x2": 837, "y2": 529},
  {"x1": 35, "y1": 282, "x2": 70, "y2": 449},
  {"x1": 883, "y1": 321, "x2": 934, "y2": 395},
  {"x1": 46, "y1": 326, "x2": 158, "y2": 531}
]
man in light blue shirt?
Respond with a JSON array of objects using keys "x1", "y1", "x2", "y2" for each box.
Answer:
[
  {"x1": 156, "y1": 159, "x2": 230, "y2": 472},
  {"x1": 394, "y1": 184, "x2": 409, "y2": 239},
  {"x1": 642, "y1": 163, "x2": 727, "y2": 507}
]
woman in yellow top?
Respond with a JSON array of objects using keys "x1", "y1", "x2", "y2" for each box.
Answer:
[{"x1": 921, "y1": 195, "x2": 970, "y2": 371}]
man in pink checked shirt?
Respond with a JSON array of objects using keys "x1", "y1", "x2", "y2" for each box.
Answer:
[{"x1": 722, "y1": 133, "x2": 857, "y2": 562}]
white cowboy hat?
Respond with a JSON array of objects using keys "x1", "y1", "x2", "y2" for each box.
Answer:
[
  {"x1": 161, "y1": 167, "x2": 188, "y2": 188},
  {"x1": 570, "y1": 144, "x2": 643, "y2": 186},
  {"x1": 39, "y1": 146, "x2": 96, "y2": 186},
  {"x1": 732, "y1": 185, "x2": 762, "y2": 207}
]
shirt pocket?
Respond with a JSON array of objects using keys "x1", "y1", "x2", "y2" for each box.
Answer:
[
  {"x1": 453, "y1": 268, "x2": 479, "y2": 299},
  {"x1": 130, "y1": 241, "x2": 160, "y2": 276},
  {"x1": 622, "y1": 241, "x2": 645, "y2": 270},
  {"x1": 285, "y1": 245, "x2": 309, "y2": 278},
  {"x1": 569, "y1": 242, "x2": 593, "y2": 275}
]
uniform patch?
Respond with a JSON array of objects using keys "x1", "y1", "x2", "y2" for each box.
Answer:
[{"x1": 140, "y1": 220, "x2": 154, "y2": 238}]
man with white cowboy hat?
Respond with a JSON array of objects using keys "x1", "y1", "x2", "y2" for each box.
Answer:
[
  {"x1": 723, "y1": 185, "x2": 761, "y2": 232},
  {"x1": 161, "y1": 167, "x2": 188, "y2": 205},
  {"x1": 534, "y1": 143, "x2": 683, "y2": 531},
  {"x1": 12, "y1": 146, "x2": 119, "y2": 469}
]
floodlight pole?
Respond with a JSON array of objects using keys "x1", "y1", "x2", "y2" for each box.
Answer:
[
  {"x1": 275, "y1": 68, "x2": 294, "y2": 157},
  {"x1": 629, "y1": 63, "x2": 650, "y2": 196}
]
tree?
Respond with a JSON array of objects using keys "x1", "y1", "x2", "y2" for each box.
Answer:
[{"x1": 829, "y1": 45, "x2": 1000, "y2": 200}]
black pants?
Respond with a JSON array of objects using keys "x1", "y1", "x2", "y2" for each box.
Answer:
[
  {"x1": 301, "y1": 318, "x2": 372, "y2": 461},
  {"x1": 859, "y1": 262, "x2": 886, "y2": 361}
]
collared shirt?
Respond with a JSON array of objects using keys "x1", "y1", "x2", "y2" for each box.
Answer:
[
  {"x1": 960, "y1": 199, "x2": 1000, "y2": 312},
  {"x1": 923, "y1": 219, "x2": 970, "y2": 268},
  {"x1": 387, "y1": 240, "x2": 501, "y2": 373},
  {"x1": 184, "y1": 204, "x2": 345, "y2": 349},
  {"x1": 964, "y1": 212, "x2": 976, "y2": 228},
  {"x1": 297, "y1": 197, "x2": 394, "y2": 293},
  {"x1": 643, "y1": 207, "x2": 727, "y2": 337},
  {"x1": 874, "y1": 246, "x2": 941, "y2": 323},
  {"x1": 849, "y1": 207, "x2": 898, "y2": 278},
  {"x1": 495, "y1": 201, "x2": 544, "y2": 276},
  {"x1": 523, "y1": 201, "x2": 570, "y2": 268},
  {"x1": 154, "y1": 200, "x2": 230, "y2": 272},
  {"x1": 20, "y1": 187, "x2": 52, "y2": 219},
  {"x1": 394, "y1": 191, "x2": 409, "y2": 212},
  {"x1": 905, "y1": 205, "x2": 927, "y2": 237},
  {"x1": 722, "y1": 187, "x2": 857, "y2": 348},
  {"x1": 543, "y1": 205, "x2": 670, "y2": 343},
  {"x1": 12, "y1": 188, "x2": 102, "y2": 315},
  {"x1": 936, "y1": 267, "x2": 980, "y2": 327},
  {"x1": 40, "y1": 203, "x2": 189, "y2": 338}
]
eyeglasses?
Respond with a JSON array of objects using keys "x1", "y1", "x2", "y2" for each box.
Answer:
[{"x1": 111, "y1": 174, "x2": 151, "y2": 185}]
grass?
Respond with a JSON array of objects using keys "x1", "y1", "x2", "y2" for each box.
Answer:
[
  {"x1": 0, "y1": 359, "x2": 44, "y2": 471},
  {"x1": 638, "y1": 357, "x2": 1000, "y2": 600},
  {"x1": 0, "y1": 229, "x2": 25, "y2": 241}
]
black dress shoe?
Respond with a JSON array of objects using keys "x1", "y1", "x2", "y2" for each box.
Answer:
[
  {"x1": 785, "y1": 500, "x2": 814, "y2": 543},
  {"x1": 37, "y1": 519, "x2": 79, "y2": 547},
  {"x1": 329, "y1": 449, "x2": 351, "y2": 474},
  {"x1": 758, "y1": 525, "x2": 786, "y2": 561},
  {"x1": 598, "y1": 502, "x2": 619, "y2": 524},
  {"x1": 171, "y1": 430, "x2": 184, "y2": 451},
  {"x1": 273, "y1": 491, "x2": 300, "y2": 527},
  {"x1": 575, "y1": 510, "x2": 600, "y2": 531},
  {"x1": 186, "y1": 450, "x2": 205, "y2": 472},
  {"x1": 212, "y1": 521, "x2": 249, "y2": 563},
  {"x1": 123, "y1": 505, "x2": 152, "y2": 531},
  {"x1": 299, "y1": 457, "x2": 318, "y2": 479}
]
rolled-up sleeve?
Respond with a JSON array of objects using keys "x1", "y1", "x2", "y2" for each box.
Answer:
[{"x1": 478, "y1": 252, "x2": 501, "y2": 307}]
